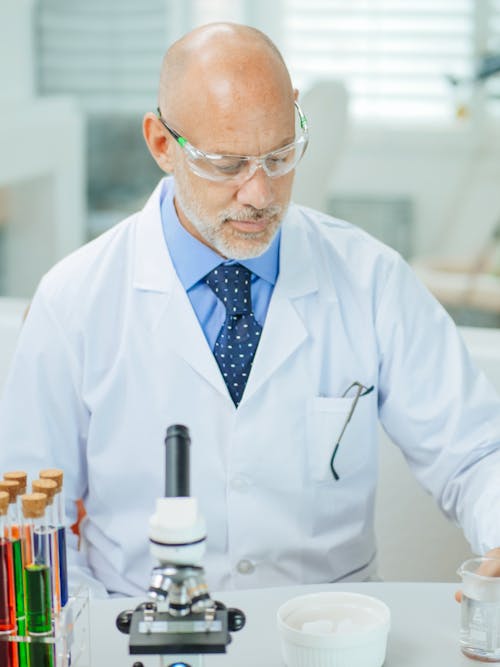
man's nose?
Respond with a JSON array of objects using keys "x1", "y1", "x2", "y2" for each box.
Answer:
[{"x1": 236, "y1": 165, "x2": 274, "y2": 210}]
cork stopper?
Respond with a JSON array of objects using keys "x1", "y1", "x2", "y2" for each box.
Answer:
[
  {"x1": 39, "y1": 468, "x2": 63, "y2": 492},
  {"x1": 4, "y1": 471, "x2": 27, "y2": 494},
  {"x1": 21, "y1": 493, "x2": 47, "y2": 519},
  {"x1": 0, "y1": 479, "x2": 20, "y2": 503},
  {"x1": 0, "y1": 491, "x2": 9, "y2": 515},
  {"x1": 32, "y1": 479, "x2": 58, "y2": 503}
]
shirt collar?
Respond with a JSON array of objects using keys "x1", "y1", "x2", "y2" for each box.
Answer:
[{"x1": 160, "y1": 179, "x2": 281, "y2": 290}]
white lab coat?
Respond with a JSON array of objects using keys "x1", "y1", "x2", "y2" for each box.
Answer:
[{"x1": 1, "y1": 177, "x2": 500, "y2": 597}]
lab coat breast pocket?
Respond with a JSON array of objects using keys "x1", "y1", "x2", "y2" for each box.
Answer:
[{"x1": 307, "y1": 395, "x2": 372, "y2": 483}]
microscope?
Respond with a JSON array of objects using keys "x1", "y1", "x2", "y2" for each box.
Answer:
[{"x1": 117, "y1": 425, "x2": 245, "y2": 667}]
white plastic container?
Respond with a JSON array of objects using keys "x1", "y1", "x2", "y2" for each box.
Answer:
[{"x1": 277, "y1": 591, "x2": 390, "y2": 667}]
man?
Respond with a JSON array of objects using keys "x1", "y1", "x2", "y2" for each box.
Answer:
[{"x1": 0, "y1": 23, "x2": 499, "y2": 598}]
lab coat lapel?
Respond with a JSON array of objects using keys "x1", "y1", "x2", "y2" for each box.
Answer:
[
  {"x1": 242, "y1": 206, "x2": 318, "y2": 404},
  {"x1": 132, "y1": 180, "x2": 229, "y2": 400},
  {"x1": 163, "y1": 281, "x2": 228, "y2": 398}
]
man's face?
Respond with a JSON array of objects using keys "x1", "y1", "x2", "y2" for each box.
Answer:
[{"x1": 169, "y1": 95, "x2": 296, "y2": 259}]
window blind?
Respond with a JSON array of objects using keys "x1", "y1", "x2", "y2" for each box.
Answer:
[
  {"x1": 485, "y1": 0, "x2": 500, "y2": 116},
  {"x1": 36, "y1": 0, "x2": 187, "y2": 113},
  {"x1": 281, "y1": 0, "x2": 475, "y2": 121}
]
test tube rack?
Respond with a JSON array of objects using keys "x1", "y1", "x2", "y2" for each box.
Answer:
[{"x1": 0, "y1": 587, "x2": 90, "y2": 667}]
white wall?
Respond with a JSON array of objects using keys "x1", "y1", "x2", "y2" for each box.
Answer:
[
  {"x1": 0, "y1": 0, "x2": 34, "y2": 106},
  {"x1": 328, "y1": 121, "x2": 500, "y2": 259},
  {"x1": 0, "y1": 298, "x2": 29, "y2": 396}
]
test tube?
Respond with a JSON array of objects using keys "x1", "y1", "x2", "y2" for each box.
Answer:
[
  {"x1": 0, "y1": 490, "x2": 19, "y2": 667},
  {"x1": 4, "y1": 472, "x2": 28, "y2": 620},
  {"x1": 32, "y1": 480, "x2": 60, "y2": 615},
  {"x1": 3, "y1": 473, "x2": 28, "y2": 605},
  {"x1": 0, "y1": 480, "x2": 27, "y2": 667},
  {"x1": 21, "y1": 493, "x2": 54, "y2": 667},
  {"x1": 3, "y1": 474, "x2": 27, "y2": 546},
  {"x1": 39, "y1": 469, "x2": 68, "y2": 607}
]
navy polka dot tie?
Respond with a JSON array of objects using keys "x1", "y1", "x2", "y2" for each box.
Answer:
[{"x1": 204, "y1": 264, "x2": 262, "y2": 407}]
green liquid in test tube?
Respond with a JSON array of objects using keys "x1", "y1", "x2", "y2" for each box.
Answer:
[
  {"x1": 25, "y1": 565, "x2": 53, "y2": 667},
  {"x1": 0, "y1": 476, "x2": 28, "y2": 667},
  {"x1": 32, "y1": 479, "x2": 61, "y2": 616},
  {"x1": 21, "y1": 493, "x2": 54, "y2": 667},
  {"x1": 25, "y1": 565, "x2": 52, "y2": 633}
]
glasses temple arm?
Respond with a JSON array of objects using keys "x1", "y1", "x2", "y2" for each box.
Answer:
[{"x1": 156, "y1": 107, "x2": 188, "y2": 147}]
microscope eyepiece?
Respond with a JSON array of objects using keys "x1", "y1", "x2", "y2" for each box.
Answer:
[
  {"x1": 165, "y1": 424, "x2": 190, "y2": 440},
  {"x1": 164, "y1": 424, "x2": 191, "y2": 497}
]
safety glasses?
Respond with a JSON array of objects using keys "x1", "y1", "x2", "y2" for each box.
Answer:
[{"x1": 156, "y1": 101, "x2": 309, "y2": 185}]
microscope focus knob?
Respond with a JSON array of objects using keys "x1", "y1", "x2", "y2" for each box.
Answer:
[
  {"x1": 116, "y1": 609, "x2": 133, "y2": 634},
  {"x1": 227, "y1": 607, "x2": 246, "y2": 632}
]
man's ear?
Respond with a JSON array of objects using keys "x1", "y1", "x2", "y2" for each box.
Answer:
[
  {"x1": 293, "y1": 88, "x2": 299, "y2": 102},
  {"x1": 143, "y1": 112, "x2": 175, "y2": 173}
]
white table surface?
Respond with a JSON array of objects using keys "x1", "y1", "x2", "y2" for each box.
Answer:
[{"x1": 88, "y1": 582, "x2": 475, "y2": 667}]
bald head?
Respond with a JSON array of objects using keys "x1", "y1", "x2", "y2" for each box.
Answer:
[{"x1": 158, "y1": 23, "x2": 294, "y2": 130}]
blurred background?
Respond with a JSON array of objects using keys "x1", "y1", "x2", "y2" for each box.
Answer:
[{"x1": 2, "y1": 0, "x2": 500, "y2": 326}]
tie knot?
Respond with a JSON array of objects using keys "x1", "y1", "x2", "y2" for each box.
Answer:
[{"x1": 204, "y1": 264, "x2": 253, "y2": 316}]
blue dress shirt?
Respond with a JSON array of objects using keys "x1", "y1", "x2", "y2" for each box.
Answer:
[{"x1": 160, "y1": 180, "x2": 280, "y2": 349}]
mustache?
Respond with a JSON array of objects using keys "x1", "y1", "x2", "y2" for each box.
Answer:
[{"x1": 221, "y1": 205, "x2": 283, "y2": 223}]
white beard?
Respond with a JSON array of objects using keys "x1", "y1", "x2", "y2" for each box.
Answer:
[{"x1": 174, "y1": 171, "x2": 286, "y2": 259}]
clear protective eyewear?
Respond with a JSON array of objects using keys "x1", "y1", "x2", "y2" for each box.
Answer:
[{"x1": 156, "y1": 101, "x2": 309, "y2": 184}]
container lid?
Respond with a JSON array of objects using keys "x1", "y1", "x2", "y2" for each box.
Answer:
[
  {"x1": 21, "y1": 492, "x2": 47, "y2": 518},
  {"x1": 0, "y1": 479, "x2": 21, "y2": 503},
  {"x1": 39, "y1": 468, "x2": 63, "y2": 491},
  {"x1": 32, "y1": 479, "x2": 58, "y2": 503},
  {"x1": 0, "y1": 491, "x2": 9, "y2": 515},
  {"x1": 4, "y1": 471, "x2": 27, "y2": 494}
]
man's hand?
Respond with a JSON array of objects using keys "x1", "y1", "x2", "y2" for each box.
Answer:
[{"x1": 455, "y1": 548, "x2": 500, "y2": 602}]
